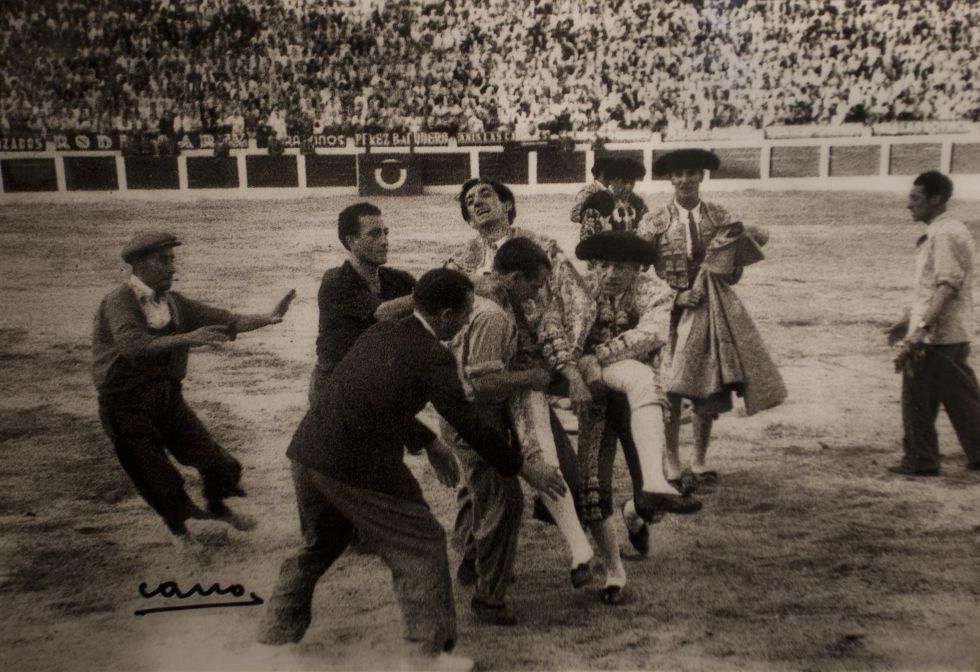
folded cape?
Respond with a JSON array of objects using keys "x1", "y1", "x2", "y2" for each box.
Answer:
[{"x1": 668, "y1": 272, "x2": 786, "y2": 416}]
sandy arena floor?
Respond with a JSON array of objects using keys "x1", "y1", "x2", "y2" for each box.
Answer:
[{"x1": 0, "y1": 191, "x2": 977, "y2": 671}]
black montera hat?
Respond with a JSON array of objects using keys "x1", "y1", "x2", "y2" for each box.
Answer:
[
  {"x1": 575, "y1": 231, "x2": 657, "y2": 265},
  {"x1": 592, "y1": 156, "x2": 646, "y2": 180},
  {"x1": 653, "y1": 149, "x2": 720, "y2": 176}
]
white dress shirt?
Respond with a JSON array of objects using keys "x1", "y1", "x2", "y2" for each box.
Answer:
[
  {"x1": 674, "y1": 199, "x2": 704, "y2": 259},
  {"x1": 127, "y1": 275, "x2": 173, "y2": 329}
]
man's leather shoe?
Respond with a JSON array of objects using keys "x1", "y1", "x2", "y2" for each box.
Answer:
[
  {"x1": 214, "y1": 510, "x2": 257, "y2": 531},
  {"x1": 570, "y1": 562, "x2": 593, "y2": 589},
  {"x1": 887, "y1": 464, "x2": 939, "y2": 477},
  {"x1": 668, "y1": 472, "x2": 701, "y2": 496},
  {"x1": 634, "y1": 491, "x2": 702, "y2": 519},
  {"x1": 471, "y1": 597, "x2": 517, "y2": 626},
  {"x1": 691, "y1": 470, "x2": 718, "y2": 486},
  {"x1": 599, "y1": 585, "x2": 627, "y2": 605},
  {"x1": 621, "y1": 501, "x2": 651, "y2": 556},
  {"x1": 627, "y1": 522, "x2": 651, "y2": 557},
  {"x1": 456, "y1": 558, "x2": 477, "y2": 587}
]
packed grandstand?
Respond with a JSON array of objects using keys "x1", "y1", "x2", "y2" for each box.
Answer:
[{"x1": 1, "y1": 0, "x2": 978, "y2": 141}]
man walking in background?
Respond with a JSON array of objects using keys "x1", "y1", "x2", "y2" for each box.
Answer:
[
  {"x1": 92, "y1": 231, "x2": 294, "y2": 544},
  {"x1": 888, "y1": 171, "x2": 979, "y2": 475}
]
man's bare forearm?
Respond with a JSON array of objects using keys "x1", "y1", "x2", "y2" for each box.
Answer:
[
  {"x1": 470, "y1": 370, "x2": 538, "y2": 404},
  {"x1": 921, "y1": 283, "x2": 958, "y2": 328}
]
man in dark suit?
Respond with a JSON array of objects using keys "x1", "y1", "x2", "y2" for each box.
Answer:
[{"x1": 258, "y1": 269, "x2": 521, "y2": 672}]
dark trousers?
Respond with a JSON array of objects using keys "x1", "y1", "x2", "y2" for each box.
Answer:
[
  {"x1": 447, "y1": 406, "x2": 521, "y2": 605},
  {"x1": 261, "y1": 462, "x2": 456, "y2": 654},
  {"x1": 455, "y1": 441, "x2": 523, "y2": 604},
  {"x1": 901, "y1": 343, "x2": 980, "y2": 471},
  {"x1": 97, "y1": 380, "x2": 243, "y2": 534},
  {"x1": 453, "y1": 408, "x2": 577, "y2": 591}
]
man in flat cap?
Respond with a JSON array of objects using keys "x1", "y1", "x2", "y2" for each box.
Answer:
[
  {"x1": 92, "y1": 231, "x2": 295, "y2": 545},
  {"x1": 571, "y1": 156, "x2": 648, "y2": 237},
  {"x1": 638, "y1": 148, "x2": 736, "y2": 493}
]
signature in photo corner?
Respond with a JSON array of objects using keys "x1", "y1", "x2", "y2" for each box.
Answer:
[{"x1": 134, "y1": 580, "x2": 264, "y2": 616}]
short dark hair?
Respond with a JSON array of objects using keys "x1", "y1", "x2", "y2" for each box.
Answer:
[
  {"x1": 913, "y1": 171, "x2": 953, "y2": 204},
  {"x1": 493, "y1": 237, "x2": 552, "y2": 278},
  {"x1": 581, "y1": 190, "x2": 616, "y2": 217},
  {"x1": 414, "y1": 268, "x2": 474, "y2": 315},
  {"x1": 458, "y1": 178, "x2": 517, "y2": 224},
  {"x1": 337, "y1": 202, "x2": 381, "y2": 250}
]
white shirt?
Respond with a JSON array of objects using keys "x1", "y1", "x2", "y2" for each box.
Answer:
[
  {"x1": 475, "y1": 238, "x2": 500, "y2": 277},
  {"x1": 674, "y1": 199, "x2": 704, "y2": 259},
  {"x1": 908, "y1": 213, "x2": 975, "y2": 344},
  {"x1": 127, "y1": 275, "x2": 172, "y2": 329}
]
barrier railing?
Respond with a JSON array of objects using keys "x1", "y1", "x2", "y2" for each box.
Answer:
[{"x1": 2, "y1": 133, "x2": 979, "y2": 198}]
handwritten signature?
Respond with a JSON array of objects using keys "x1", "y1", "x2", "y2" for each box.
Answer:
[{"x1": 134, "y1": 580, "x2": 264, "y2": 616}]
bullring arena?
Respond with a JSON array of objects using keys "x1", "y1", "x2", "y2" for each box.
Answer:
[{"x1": 1, "y1": 1, "x2": 979, "y2": 671}]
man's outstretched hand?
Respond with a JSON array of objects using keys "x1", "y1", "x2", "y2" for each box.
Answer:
[
  {"x1": 521, "y1": 459, "x2": 567, "y2": 501},
  {"x1": 270, "y1": 289, "x2": 297, "y2": 323}
]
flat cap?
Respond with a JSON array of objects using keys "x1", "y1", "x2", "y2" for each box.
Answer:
[
  {"x1": 576, "y1": 231, "x2": 657, "y2": 266},
  {"x1": 121, "y1": 231, "x2": 182, "y2": 263},
  {"x1": 653, "y1": 149, "x2": 720, "y2": 176}
]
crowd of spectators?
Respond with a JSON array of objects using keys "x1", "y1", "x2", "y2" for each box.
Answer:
[{"x1": 1, "y1": 0, "x2": 977, "y2": 141}]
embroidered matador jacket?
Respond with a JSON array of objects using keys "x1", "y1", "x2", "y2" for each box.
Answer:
[
  {"x1": 540, "y1": 269, "x2": 676, "y2": 521},
  {"x1": 638, "y1": 199, "x2": 735, "y2": 290}
]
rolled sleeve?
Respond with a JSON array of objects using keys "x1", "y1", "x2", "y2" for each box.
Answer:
[
  {"x1": 462, "y1": 311, "x2": 517, "y2": 378},
  {"x1": 932, "y1": 228, "x2": 968, "y2": 292}
]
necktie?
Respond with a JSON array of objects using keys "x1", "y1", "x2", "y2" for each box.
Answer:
[{"x1": 688, "y1": 210, "x2": 704, "y2": 263}]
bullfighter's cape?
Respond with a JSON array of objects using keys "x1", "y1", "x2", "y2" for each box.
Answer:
[{"x1": 667, "y1": 223, "x2": 787, "y2": 416}]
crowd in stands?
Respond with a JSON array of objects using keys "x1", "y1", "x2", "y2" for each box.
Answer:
[{"x1": 0, "y1": 0, "x2": 977, "y2": 141}]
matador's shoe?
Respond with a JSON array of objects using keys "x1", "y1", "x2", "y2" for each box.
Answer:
[{"x1": 634, "y1": 491, "x2": 702, "y2": 519}]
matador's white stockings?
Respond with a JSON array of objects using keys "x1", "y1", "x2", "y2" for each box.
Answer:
[
  {"x1": 600, "y1": 358, "x2": 679, "y2": 496},
  {"x1": 509, "y1": 389, "x2": 593, "y2": 569},
  {"x1": 589, "y1": 517, "x2": 626, "y2": 589}
]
